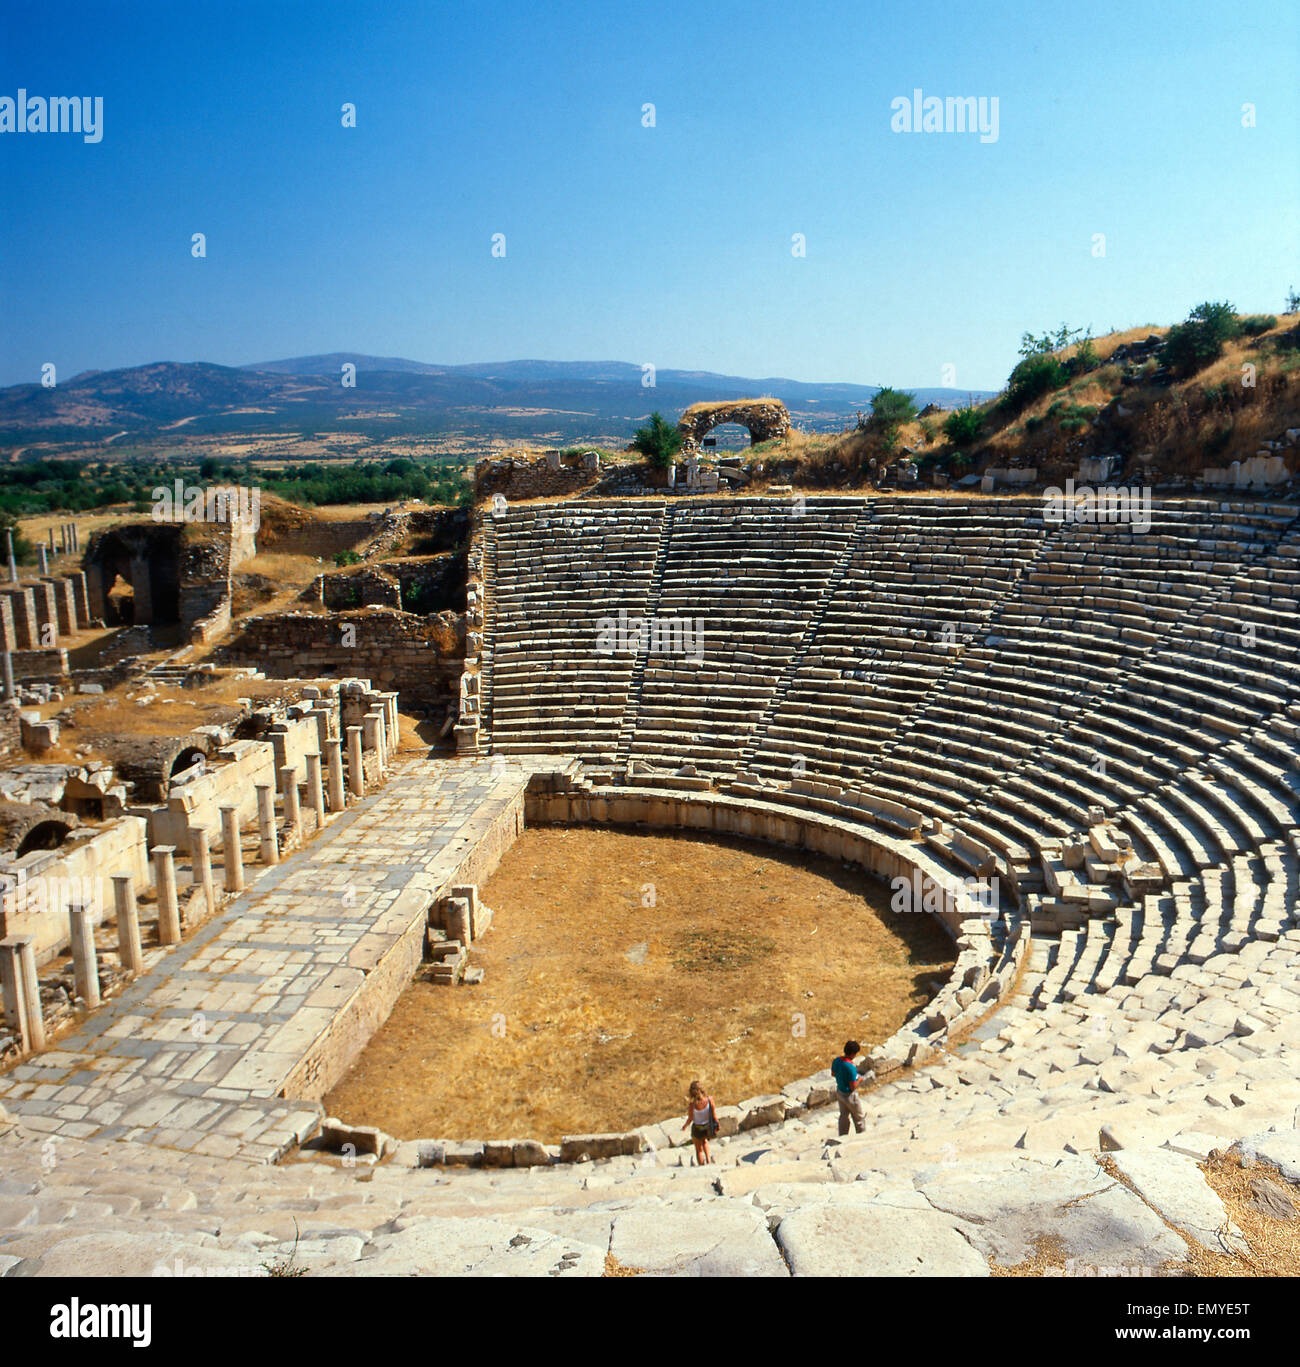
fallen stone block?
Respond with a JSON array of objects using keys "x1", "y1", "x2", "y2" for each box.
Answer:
[
  {"x1": 776, "y1": 1203, "x2": 989, "y2": 1277},
  {"x1": 319, "y1": 1117, "x2": 389, "y2": 1157},
  {"x1": 1111, "y1": 1149, "x2": 1247, "y2": 1255},
  {"x1": 1229, "y1": 1129, "x2": 1300, "y2": 1184},
  {"x1": 737, "y1": 1095, "x2": 787, "y2": 1131},
  {"x1": 558, "y1": 1132, "x2": 643, "y2": 1162}
]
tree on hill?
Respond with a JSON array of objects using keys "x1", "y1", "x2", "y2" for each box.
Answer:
[
  {"x1": 1161, "y1": 301, "x2": 1242, "y2": 378},
  {"x1": 867, "y1": 387, "x2": 918, "y2": 431},
  {"x1": 631, "y1": 411, "x2": 683, "y2": 469}
]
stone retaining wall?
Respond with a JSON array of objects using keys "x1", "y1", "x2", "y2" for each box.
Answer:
[
  {"x1": 12, "y1": 649, "x2": 68, "y2": 680},
  {"x1": 215, "y1": 609, "x2": 465, "y2": 712},
  {"x1": 268, "y1": 519, "x2": 376, "y2": 559}
]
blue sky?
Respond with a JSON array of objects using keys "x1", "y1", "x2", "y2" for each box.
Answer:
[{"x1": 1, "y1": 0, "x2": 1296, "y2": 391}]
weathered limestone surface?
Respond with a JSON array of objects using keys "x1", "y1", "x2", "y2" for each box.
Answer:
[{"x1": 776, "y1": 1204, "x2": 989, "y2": 1277}]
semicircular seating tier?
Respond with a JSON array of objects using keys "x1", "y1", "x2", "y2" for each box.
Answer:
[{"x1": 479, "y1": 493, "x2": 1300, "y2": 1005}]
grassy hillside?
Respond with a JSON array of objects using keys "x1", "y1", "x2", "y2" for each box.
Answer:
[{"x1": 754, "y1": 307, "x2": 1300, "y2": 486}]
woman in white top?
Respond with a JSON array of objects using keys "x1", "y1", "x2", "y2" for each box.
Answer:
[{"x1": 682, "y1": 1079, "x2": 717, "y2": 1165}]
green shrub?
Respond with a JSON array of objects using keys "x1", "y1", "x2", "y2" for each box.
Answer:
[
  {"x1": 1007, "y1": 353, "x2": 1069, "y2": 407},
  {"x1": 333, "y1": 549, "x2": 362, "y2": 567},
  {"x1": 1066, "y1": 337, "x2": 1099, "y2": 374},
  {"x1": 1240, "y1": 314, "x2": 1277, "y2": 337},
  {"x1": 942, "y1": 406, "x2": 983, "y2": 446},
  {"x1": 867, "y1": 387, "x2": 918, "y2": 430},
  {"x1": 1161, "y1": 300, "x2": 1241, "y2": 377},
  {"x1": 630, "y1": 412, "x2": 682, "y2": 470}
]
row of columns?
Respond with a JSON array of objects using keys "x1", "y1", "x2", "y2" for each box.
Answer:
[
  {"x1": 49, "y1": 523, "x2": 79, "y2": 555},
  {"x1": 1, "y1": 698, "x2": 396, "y2": 1056},
  {"x1": 3, "y1": 525, "x2": 79, "y2": 587}
]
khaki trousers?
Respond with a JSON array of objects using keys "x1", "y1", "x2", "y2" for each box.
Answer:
[{"x1": 837, "y1": 1088, "x2": 865, "y2": 1135}]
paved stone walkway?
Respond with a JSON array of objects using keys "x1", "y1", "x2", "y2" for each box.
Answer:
[{"x1": 0, "y1": 757, "x2": 541, "y2": 1163}]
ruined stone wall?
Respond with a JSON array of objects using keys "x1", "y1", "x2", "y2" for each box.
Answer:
[
  {"x1": 148, "y1": 740, "x2": 278, "y2": 852},
  {"x1": 12, "y1": 649, "x2": 69, "y2": 681},
  {"x1": 0, "y1": 708, "x2": 23, "y2": 763},
  {"x1": 269, "y1": 519, "x2": 377, "y2": 559},
  {"x1": 0, "y1": 815, "x2": 150, "y2": 965},
  {"x1": 315, "y1": 554, "x2": 465, "y2": 615},
  {"x1": 214, "y1": 608, "x2": 465, "y2": 712},
  {"x1": 357, "y1": 506, "x2": 468, "y2": 560},
  {"x1": 475, "y1": 455, "x2": 602, "y2": 503}
]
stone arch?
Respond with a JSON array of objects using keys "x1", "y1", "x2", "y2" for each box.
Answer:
[
  {"x1": 676, "y1": 399, "x2": 792, "y2": 453},
  {"x1": 169, "y1": 746, "x2": 207, "y2": 780},
  {"x1": 15, "y1": 819, "x2": 75, "y2": 857}
]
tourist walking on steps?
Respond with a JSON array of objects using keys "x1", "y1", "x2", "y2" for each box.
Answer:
[
  {"x1": 832, "y1": 1040, "x2": 867, "y2": 1136},
  {"x1": 682, "y1": 1080, "x2": 718, "y2": 1165}
]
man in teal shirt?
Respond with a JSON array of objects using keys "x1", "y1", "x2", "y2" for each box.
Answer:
[{"x1": 831, "y1": 1040, "x2": 867, "y2": 1136}]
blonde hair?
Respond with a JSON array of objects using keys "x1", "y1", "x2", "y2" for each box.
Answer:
[{"x1": 688, "y1": 1080, "x2": 706, "y2": 1103}]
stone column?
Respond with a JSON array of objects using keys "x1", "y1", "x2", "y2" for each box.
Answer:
[
  {"x1": 59, "y1": 524, "x2": 68, "y2": 554},
  {"x1": 6, "y1": 530, "x2": 16, "y2": 583},
  {"x1": 0, "y1": 934, "x2": 44, "y2": 1052},
  {"x1": 383, "y1": 692, "x2": 400, "y2": 748},
  {"x1": 2, "y1": 650, "x2": 13, "y2": 702},
  {"x1": 304, "y1": 752, "x2": 326, "y2": 827},
  {"x1": 70, "y1": 522, "x2": 78, "y2": 552},
  {"x1": 46, "y1": 527, "x2": 54, "y2": 555},
  {"x1": 189, "y1": 825, "x2": 216, "y2": 916},
  {"x1": 29, "y1": 581, "x2": 58, "y2": 647},
  {"x1": 1, "y1": 588, "x2": 36, "y2": 648},
  {"x1": 0, "y1": 936, "x2": 31, "y2": 1045},
  {"x1": 255, "y1": 783, "x2": 279, "y2": 865},
  {"x1": 37, "y1": 546, "x2": 48, "y2": 575},
  {"x1": 152, "y1": 845, "x2": 181, "y2": 946},
  {"x1": 280, "y1": 765, "x2": 300, "y2": 831},
  {"x1": 346, "y1": 726, "x2": 365, "y2": 798},
  {"x1": 68, "y1": 901, "x2": 101, "y2": 1011},
  {"x1": 363, "y1": 710, "x2": 386, "y2": 776},
  {"x1": 112, "y1": 873, "x2": 144, "y2": 974},
  {"x1": 374, "y1": 710, "x2": 388, "y2": 773},
  {"x1": 219, "y1": 805, "x2": 244, "y2": 893},
  {"x1": 325, "y1": 737, "x2": 346, "y2": 812},
  {"x1": 312, "y1": 701, "x2": 332, "y2": 753}
]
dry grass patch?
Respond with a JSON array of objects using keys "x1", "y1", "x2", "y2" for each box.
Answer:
[
  {"x1": 603, "y1": 1254, "x2": 643, "y2": 1277},
  {"x1": 1168, "y1": 1150, "x2": 1300, "y2": 1278}
]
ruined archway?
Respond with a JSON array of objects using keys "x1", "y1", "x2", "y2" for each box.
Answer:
[
  {"x1": 83, "y1": 525, "x2": 184, "y2": 627},
  {"x1": 676, "y1": 399, "x2": 792, "y2": 452}
]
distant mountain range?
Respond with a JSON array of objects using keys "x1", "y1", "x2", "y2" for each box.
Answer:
[{"x1": 0, "y1": 354, "x2": 996, "y2": 448}]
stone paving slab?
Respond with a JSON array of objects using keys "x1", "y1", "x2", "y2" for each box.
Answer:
[{"x1": 0, "y1": 757, "x2": 550, "y2": 1162}]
